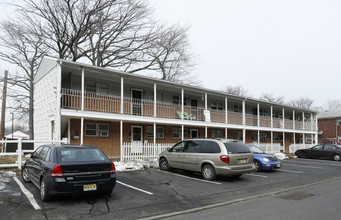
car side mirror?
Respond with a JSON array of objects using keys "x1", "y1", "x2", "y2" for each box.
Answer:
[{"x1": 25, "y1": 153, "x2": 32, "y2": 158}]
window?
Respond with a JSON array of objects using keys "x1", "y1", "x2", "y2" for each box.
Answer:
[
  {"x1": 210, "y1": 102, "x2": 223, "y2": 111},
  {"x1": 338, "y1": 120, "x2": 341, "y2": 126},
  {"x1": 306, "y1": 135, "x2": 312, "y2": 143},
  {"x1": 86, "y1": 82, "x2": 108, "y2": 94},
  {"x1": 173, "y1": 96, "x2": 180, "y2": 105},
  {"x1": 172, "y1": 127, "x2": 188, "y2": 139},
  {"x1": 184, "y1": 141, "x2": 200, "y2": 153},
  {"x1": 324, "y1": 145, "x2": 336, "y2": 150},
  {"x1": 252, "y1": 132, "x2": 258, "y2": 142},
  {"x1": 234, "y1": 105, "x2": 241, "y2": 113},
  {"x1": 85, "y1": 123, "x2": 109, "y2": 137},
  {"x1": 199, "y1": 141, "x2": 221, "y2": 153},
  {"x1": 273, "y1": 133, "x2": 279, "y2": 141},
  {"x1": 260, "y1": 132, "x2": 268, "y2": 142},
  {"x1": 146, "y1": 126, "x2": 164, "y2": 139},
  {"x1": 234, "y1": 131, "x2": 243, "y2": 141},
  {"x1": 169, "y1": 142, "x2": 186, "y2": 152},
  {"x1": 212, "y1": 129, "x2": 224, "y2": 138}
]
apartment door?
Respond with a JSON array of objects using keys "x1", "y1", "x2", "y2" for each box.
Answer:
[
  {"x1": 131, "y1": 126, "x2": 143, "y2": 154},
  {"x1": 190, "y1": 98, "x2": 198, "y2": 120},
  {"x1": 190, "y1": 129, "x2": 199, "y2": 138},
  {"x1": 131, "y1": 89, "x2": 142, "y2": 116}
]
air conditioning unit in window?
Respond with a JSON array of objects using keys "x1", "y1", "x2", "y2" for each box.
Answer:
[{"x1": 100, "y1": 131, "x2": 109, "y2": 137}]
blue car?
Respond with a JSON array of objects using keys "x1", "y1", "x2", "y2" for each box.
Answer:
[{"x1": 246, "y1": 144, "x2": 282, "y2": 171}]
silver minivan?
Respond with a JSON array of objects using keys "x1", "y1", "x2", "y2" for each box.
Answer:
[{"x1": 159, "y1": 139, "x2": 255, "y2": 180}]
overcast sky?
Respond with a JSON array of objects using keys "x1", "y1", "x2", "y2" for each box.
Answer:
[
  {"x1": 149, "y1": 0, "x2": 341, "y2": 107},
  {"x1": 0, "y1": 0, "x2": 340, "y2": 109}
]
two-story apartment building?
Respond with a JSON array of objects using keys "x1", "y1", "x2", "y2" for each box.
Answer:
[
  {"x1": 318, "y1": 109, "x2": 341, "y2": 144},
  {"x1": 34, "y1": 57, "x2": 318, "y2": 160}
]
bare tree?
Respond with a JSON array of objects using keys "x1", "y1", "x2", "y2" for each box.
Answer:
[
  {"x1": 289, "y1": 97, "x2": 314, "y2": 110},
  {"x1": 224, "y1": 85, "x2": 248, "y2": 97},
  {"x1": 260, "y1": 93, "x2": 284, "y2": 104},
  {"x1": 0, "y1": 19, "x2": 46, "y2": 139},
  {"x1": 325, "y1": 99, "x2": 341, "y2": 110}
]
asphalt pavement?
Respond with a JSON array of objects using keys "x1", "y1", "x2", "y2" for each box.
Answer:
[{"x1": 0, "y1": 158, "x2": 341, "y2": 220}]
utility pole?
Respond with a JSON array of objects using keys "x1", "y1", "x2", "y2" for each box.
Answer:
[{"x1": 0, "y1": 70, "x2": 8, "y2": 141}]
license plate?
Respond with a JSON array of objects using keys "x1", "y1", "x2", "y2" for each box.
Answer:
[
  {"x1": 83, "y1": 184, "x2": 97, "y2": 191},
  {"x1": 239, "y1": 159, "x2": 247, "y2": 164},
  {"x1": 277, "y1": 164, "x2": 281, "y2": 168}
]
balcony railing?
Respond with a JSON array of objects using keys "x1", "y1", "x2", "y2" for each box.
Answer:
[{"x1": 60, "y1": 89, "x2": 315, "y2": 130}]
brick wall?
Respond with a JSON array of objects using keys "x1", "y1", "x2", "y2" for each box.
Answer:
[{"x1": 318, "y1": 118, "x2": 341, "y2": 144}]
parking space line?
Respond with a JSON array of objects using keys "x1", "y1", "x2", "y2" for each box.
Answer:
[
  {"x1": 279, "y1": 169, "x2": 303, "y2": 174},
  {"x1": 13, "y1": 177, "x2": 41, "y2": 210},
  {"x1": 283, "y1": 164, "x2": 323, "y2": 169},
  {"x1": 284, "y1": 160, "x2": 341, "y2": 167},
  {"x1": 157, "y1": 170, "x2": 222, "y2": 185},
  {"x1": 117, "y1": 181, "x2": 154, "y2": 195},
  {"x1": 245, "y1": 173, "x2": 268, "y2": 178}
]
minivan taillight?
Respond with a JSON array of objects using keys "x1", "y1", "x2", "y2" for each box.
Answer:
[
  {"x1": 110, "y1": 162, "x2": 116, "y2": 174},
  {"x1": 220, "y1": 155, "x2": 229, "y2": 163},
  {"x1": 51, "y1": 164, "x2": 63, "y2": 177}
]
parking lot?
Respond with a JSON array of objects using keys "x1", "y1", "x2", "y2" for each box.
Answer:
[{"x1": 1, "y1": 158, "x2": 341, "y2": 220}]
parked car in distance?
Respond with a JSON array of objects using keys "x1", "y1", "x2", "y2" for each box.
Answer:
[
  {"x1": 22, "y1": 144, "x2": 116, "y2": 201},
  {"x1": 159, "y1": 139, "x2": 255, "y2": 180},
  {"x1": 245, "y1": 144, "x2": 282, "y2": 171},
  {"x1": 295, "y1": 144, "x2": 341, "y2": 161}
]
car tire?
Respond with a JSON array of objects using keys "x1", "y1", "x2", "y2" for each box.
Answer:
[
  {"x1": 159, "y1": 158, "x2": 170, "y2": 171},
  {"x1": 21, "y1": 167, "x2": 31, "y2": 183},
  {"x1": 40, "y1": 178, "x2": 51, "y2": 202},
  {"x1": 202, "y1": 164, "x2": 216, "y2": 181},
  {"x1": 332, "y1": 154, "x2": 341, "y2": 161},
  {"x1": 254, "y1": 161, "x2": 262, "y2": 171}
]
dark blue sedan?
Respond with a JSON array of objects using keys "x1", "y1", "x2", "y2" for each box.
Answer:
[
  {"x1": 22, "y1": 144, "x2": 116, "y2": 201},
  {"x1": 246, "y1": 144, "x2": 282, "y2": 171}
]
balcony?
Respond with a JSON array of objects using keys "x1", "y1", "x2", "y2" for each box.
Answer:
[{"x1": 60, "y1": 89, "x2": 315, "y2": 131}]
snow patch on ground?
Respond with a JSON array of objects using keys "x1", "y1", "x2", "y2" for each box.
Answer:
[
  {"x1": 114, "y1": 159, "x2": 159, "y2": 172},
  {"x1": 274, "y1": 153, "x2": 289, "y2": 160},
  {"x1": 0, "y1": 171, "x2": 16, "y2": 191}
]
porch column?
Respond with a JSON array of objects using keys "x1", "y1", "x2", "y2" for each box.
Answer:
[
  {"x1": 120, "y1": 121, "x2": 123, "y2": 161},
  {"x1": 205, "y1": 93, "x2": 207, "y2": 111},
  {"x1": 80, "y1": 117, "x2": 84, "y2": 145},
  {"x1": 257, "y1": 103, "x2": 260, "y2": 127},
  {"x1": 315, "y1": 114, "x2": 318, "y2": 144},
  {"x1": 282, "y1": 108, "x2": 285, "y2": 129},
  {"x1": 225, "y1": 97, "x2": 228, "y2": 124},
  {"x1": 225, "y1": 128, "x2": 228, "y2": 139},
  {"x1": 154, "y1": 83, "x2": 157, "y2": 117},
  {"x1": 271, "y1": 131, "x2": 273, "y2": 153},
  {"x1": 243, "y1": 129, "x2": 246, "y2": 143},
  {"x1": 121, "y1": 77, "x2": 124, "y2": 114},
  {"x1": 205, "y1": 126, "x2": 207, "y2": 138},
  {"x1": 303, "y1": 133, "x2": 305, "y2": 148},
  {"x1": 68, "y1": 119, "x2": 71, "y2": 144},
  {"x1": 181, "y1": 125, "x2": 184, "y2": 140},
  {"x1": 242, "y1": 100, "x2": 246, "y2": 126},
  {"x1": 270, "y1": 105, "x2": 273, "y2": 128},
  {"x1": 257, "y1": 130, "x2": 260, "y2": 146},
  {"x1": 311, "y1": 113, "x2": 313, "y2": 131},
  {"x1": 81, "y1": 67, "x2": 85, "y2": 111},
  {"x1": 293, "y1": 110, "x2": 295, "y2": 130},
  {"x1": 302, "y1": 112, "x2": 305, "y2": 131},
  {"x1": 283, "y1": 132, "x2": 285, "y2": 152},
  {"x1": 153, "y1": 123, "x2": 156, "y2": 156},
  {"x1": 181, "y1": 89, "x2": 184, "y2": 120},
  {"x1": 293, "y1": 133, "x2": 296, "y2": 152}
]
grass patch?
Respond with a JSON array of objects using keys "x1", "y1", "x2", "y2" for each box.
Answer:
[{"x1": 0, "y1": 155, "x2": 17, "y2": 164}]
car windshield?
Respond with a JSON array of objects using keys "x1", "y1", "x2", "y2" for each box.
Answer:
[
  {"x1": 57, "y1": 147, "x2": 107, "y2": 163},
  {"x1": 224, "y1": 142, "x2": 251, "y2": 154},
  {"x1": 246, "y1": 145, "x2": 264, "y2": 154}
]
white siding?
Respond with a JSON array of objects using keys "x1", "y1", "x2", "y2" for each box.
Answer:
[{"x1": 34, "y1": 65, "x2": 59, "y2": 142}]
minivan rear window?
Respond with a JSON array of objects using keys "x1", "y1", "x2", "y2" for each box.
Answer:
[{"x1": 224, "y1": 142, "x2": 251, "y2": 154}]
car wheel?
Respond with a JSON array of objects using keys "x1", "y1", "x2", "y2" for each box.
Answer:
[
  {"x1": 21, "y1": 167, "x2": 31, "y2": 183},
  {"x1": 159, "y1": 158, "x2": 170, "y2": 171},
  {"x1": 254, "y1": 161, "x2": 262, "y2": 171},
  {"x1": 202, "y1": 164, "x2": 216, "y2": 181},
  {"x1": 332, "y1": 154, "x2": 341, "y2": 161},
  {"x1": 40, "y1": 178, "x2": 51, "y2": 202}
]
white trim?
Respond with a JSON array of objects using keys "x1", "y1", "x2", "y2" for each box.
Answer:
[
  {"x1": 80, "y1": 117, "x2": 84, "y2": 145},
  {"x1": 121, "y1": 77, "x2": 124, "y2": 114},
  {"x1": 131, "y1": 88, "x2": 143, "y2": 116}
]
